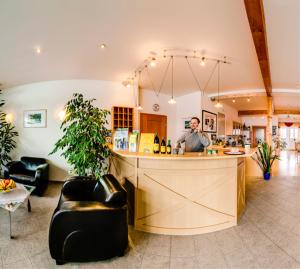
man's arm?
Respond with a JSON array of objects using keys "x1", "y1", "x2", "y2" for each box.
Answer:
[
  {"x1": 177, "y1": 132, "x2": 187, "y2": 144},
  {"x1": 198, "y1": 132, "x2": 210, "y2": 147}
]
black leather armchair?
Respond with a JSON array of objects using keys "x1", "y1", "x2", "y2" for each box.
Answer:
[
  {"x1": 49, "y1": 174, "x2": 128, "y2": 265},
  {"x1": 4, "y1": 156, "x2": 49, "y2": 196}
]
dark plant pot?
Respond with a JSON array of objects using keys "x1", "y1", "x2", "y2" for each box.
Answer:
[{"x1": 263, "y1": 172, "x2": 271, "y2": 180}]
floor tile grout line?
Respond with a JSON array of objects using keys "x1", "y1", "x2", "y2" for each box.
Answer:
[
  {"x1": 246, "y1": 200, "x2": 300, "y2": 238},
  {"x1": 234, "y1": 217, "x2": 271, "y2": 269},
  {"x1": 246, "y1": 215, "x2": 300, "y2": 265},
  {"x1": 211, "y1": 232, "x2": 230, "y2": 269}
]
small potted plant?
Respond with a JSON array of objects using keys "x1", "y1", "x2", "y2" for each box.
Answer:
[
  {"x1": 252, "y1": 142, "x2": 279, "y2": 180},
  {"x1": 273, "y1": 136, "x2": 287, "y2": 156}
]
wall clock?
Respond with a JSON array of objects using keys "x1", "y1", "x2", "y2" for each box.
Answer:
[{"x1": 152, "y1": 103, "x2": 160, "y2": 112}]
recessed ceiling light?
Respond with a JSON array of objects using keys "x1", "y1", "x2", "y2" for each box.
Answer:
[
  {"x1": 232, "y1": 99, "x2": 236, "y2": 103},
  {"x1": 247, "y1": 98, "x2": 251, "y2": 102},
  {"x1": 200, "y1": 57, "x2": 205, "y2": 67},
  {"x1": 35, "y1": 47, "x2": 41, "y2": 54},
  {"x1": 150, "y1": 57, "x2": 156, "y2": 67},
  {"x1": 99, "y1": 43, "x2": 107, "y2": 49}
]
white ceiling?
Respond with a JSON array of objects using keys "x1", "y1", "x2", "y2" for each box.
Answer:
[
  {"x1": 0, "y1": 0, "x2": 263, "y2": 95},
  {"x1": 1, "y1": 0, "x2": 299, "y2": 112},
  {"x1": 221, "y1": 96, "x2": 268, "y2": 111}
]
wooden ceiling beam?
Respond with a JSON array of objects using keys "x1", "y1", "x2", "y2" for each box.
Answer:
[
  {"x1": 244, "y1": 0, "x2": 272, "y2": 97},
  {"x1": 238, "y1": 110, "x2": 267, "y2": 116},
  {"x1": 274, "y1": 110, "x2": 300, "y2": 115}
]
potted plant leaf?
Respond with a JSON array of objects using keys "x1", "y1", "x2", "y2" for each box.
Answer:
[
  {"x1": 0, "y1": 90, "x2": 18, "y2": 176},
  {"x1": 252, "y1": 142, "x2": 279, "y2": 180},
  {"x1": 272, "y1": 135, "x2": 287, "y2": 156},
  {"x1": 50, "y1": 93, "x2": 111, "y2": 179}
]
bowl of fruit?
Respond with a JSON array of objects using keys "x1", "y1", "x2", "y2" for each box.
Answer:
[{"x1": 0, "y1": 179, "x2": 16, "y2": 193}]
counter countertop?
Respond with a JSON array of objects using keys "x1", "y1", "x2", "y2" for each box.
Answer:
[{"x1": 112, "y1": 148, "x2": 256, "y2": 160}]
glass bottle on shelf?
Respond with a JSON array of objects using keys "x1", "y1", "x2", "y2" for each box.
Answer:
[
  {"x1": 167, "y1": 139, "x2": 172, "y2": 154},
  {"x1": 161, "y1": 137, "x2": 166, "y2": 154},
  {"x1": 153, "y1": 133, "x2": 160, "y2": 154}
]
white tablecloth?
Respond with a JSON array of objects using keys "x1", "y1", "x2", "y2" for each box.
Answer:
[{"x1": 0, "y1": 183, "x2": 30, "y2": 205}]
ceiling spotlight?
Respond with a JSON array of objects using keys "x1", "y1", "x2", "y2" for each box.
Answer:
[
  {"x1": 137, "y1": 105, "x2": 143, "y2": 111},
  {"x1": 150, "y1": 57, "x2": 156, "y2": 67},
  {"x1": 214, "y1": 102, "x2": 223, "y2": 108},
  {"x1": 200, "y1": 57, "x2": 205, "y2": 67},
  {"x1": 247, "y1": 97, "x2": 251, "y2": 102},
  {"x1": 232, "y1": 99, "x2": 236, "y2": 103},
  {"x1": 99, "y1": 43, "x2": 107, "y2": 49},
  {"x1": 35, "y1": 47, "x2": 41, "y2": 54},
  {"x1": 168, "y1": 98, "x2": 176, "y2": 104}
]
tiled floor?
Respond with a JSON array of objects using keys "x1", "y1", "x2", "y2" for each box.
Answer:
[
  {"x1": 272, "y1": 150, "x2": 300, "y2": 177},
  {"x1": 1, "y1": 156, "x2": 300, "y2": 268}
]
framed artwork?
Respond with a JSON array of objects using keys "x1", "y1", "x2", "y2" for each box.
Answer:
[
  {"x1": 184, "y1": 120, "x2": 191, "y2": 129},
  {"x1": 24, "y1": 109, "x2": 47, "y2": 128},
  {"x1": 202, "y1": 110, "x2": 217, "y2": 133}
]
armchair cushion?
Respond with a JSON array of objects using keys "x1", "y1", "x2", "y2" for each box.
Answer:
[{"x1": 21, "y1": 156, "x2": 46, "y2": 171}]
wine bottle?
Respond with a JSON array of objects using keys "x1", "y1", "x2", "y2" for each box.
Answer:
[
  {"x1": 153, "y1": 133, "x2": 160, "y2": 154},
  {"x1": 167, "y1": 139, "x2": 172, "y2": 154},
  {"x1": 161, "y1": 137, "x2": 166, "y2": 154}
]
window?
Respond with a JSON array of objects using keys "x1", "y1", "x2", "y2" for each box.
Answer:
[
  {"x1": 280, "y1": 128, "x2": 287, "y2": 139},
  {"x1": 290, "y1": 128, "x2": 299, "y2": 139}
]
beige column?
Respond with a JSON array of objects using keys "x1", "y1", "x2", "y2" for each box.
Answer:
[{"x1": 266, "y1": 97, "x2": 273, "y2": 145}]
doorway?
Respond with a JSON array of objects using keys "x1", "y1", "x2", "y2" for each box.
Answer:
[
  {"x1": 280, "y1": 127, "x2": 299, "y2": 150},
  {"x1": 252, "y1": 126, "x2": 266, "y2": 147},
  {"x1": 140, "y1": 113, "x2": 167, "y2": 140}
]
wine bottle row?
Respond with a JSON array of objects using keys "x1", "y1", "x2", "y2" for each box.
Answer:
[{"x1": 153, "y1": 133, "x2": 172, "y2": 154}]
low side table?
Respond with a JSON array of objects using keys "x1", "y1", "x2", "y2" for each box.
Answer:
[{"x1": 0, "y1": 184, "x2": 35, "y2": 239}]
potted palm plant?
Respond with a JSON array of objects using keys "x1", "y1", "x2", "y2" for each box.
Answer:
[
  {"x1": 50, "y1": 93, "x2": 111, "y2": 179},
  {"x1": 252, "y1": 142, "x2": 279, "y2": 180},
  {"x1": 0, "y1": 90, "x2": 18, "y2": 176}
]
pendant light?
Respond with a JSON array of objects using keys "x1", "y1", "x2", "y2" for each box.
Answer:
[
  {"x1": 214, "y1": 61, "x2": 223, "y2": 108},
  {"x1": 136, "y1": 71, "x2": 143, "y2": 110},
  {"x1": 168, "y1": 56, "x2": 176, "y2": 104}
]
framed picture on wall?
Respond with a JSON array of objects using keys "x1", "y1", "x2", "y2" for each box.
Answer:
[
  {"x1": 24, "y1": 109, "x2": 47, "y2": 128},
  {"x1": 184, "y1": 120, "x2": 191, "y2": 129},
  {"x1": 202, "y1": 110, "x2": 217, "y2": 133}
]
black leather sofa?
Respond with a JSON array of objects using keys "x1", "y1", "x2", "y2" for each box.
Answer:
[
  {"x1": 4, "y1": 156, "x2": 49, "y2": 196},
  {"x1": 49, "y1": 174, "x2": 128, "y2": 265}
]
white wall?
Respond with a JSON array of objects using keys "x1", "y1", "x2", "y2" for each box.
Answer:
[
  {"x1": 2, "y1": 80, "x2": 135, "y2": 181},
  {"x1": 176, "y1": 91, "x2": 202, "y2": 137},
  {"x1": 241, "y1": 116, "x2": 278, "y2": 127}
]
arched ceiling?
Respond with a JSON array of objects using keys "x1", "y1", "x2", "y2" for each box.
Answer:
[
  {"x1": 0, "y1": 0, "x2": 299, "y2": 112},
  {"x1": 0, "y1": 0, "x2": 263, "y2": 95}
]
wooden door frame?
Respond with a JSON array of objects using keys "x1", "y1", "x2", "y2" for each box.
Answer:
[{"x1": 252, "y1": 125, "x2": 266, "y2": 147}]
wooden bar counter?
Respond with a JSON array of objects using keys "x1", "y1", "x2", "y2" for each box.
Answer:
[{"x1": 110, "y1": 148, "x2": 255, "y2": 235}]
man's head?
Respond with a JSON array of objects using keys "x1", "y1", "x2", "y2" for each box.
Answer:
[{"x1": 190, "y1": 117, "x2": 200, "y2": 130}]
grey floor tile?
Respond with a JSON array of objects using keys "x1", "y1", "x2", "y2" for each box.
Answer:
[
  {"x1": 140, "y1": 254, "x2": 170, "y2": 269},
  {"x1": 170, "y1": 257, "x2": 198, "y2": 269}
]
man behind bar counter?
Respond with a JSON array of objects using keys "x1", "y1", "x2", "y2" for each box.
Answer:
[{"x1": 177, "y1": 117, "x2": 210, "y2": 152}]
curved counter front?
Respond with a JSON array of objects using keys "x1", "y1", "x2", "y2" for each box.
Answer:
[{"x1": 110, "y1": 149, "x2": 255, "y2": 235}]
